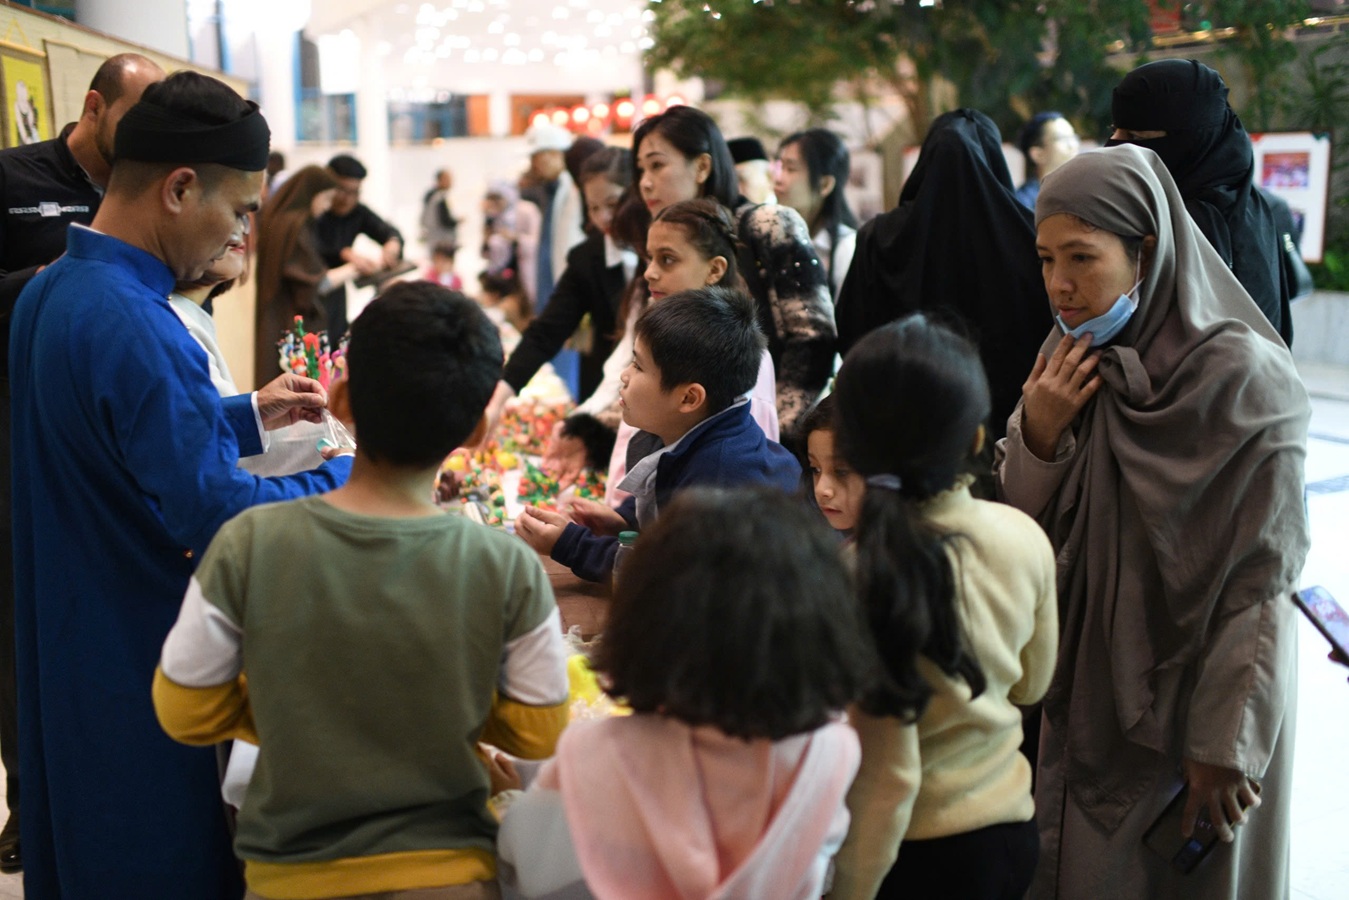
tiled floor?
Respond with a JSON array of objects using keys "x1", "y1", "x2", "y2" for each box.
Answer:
[
  {"x1": 1291, "y1": 363, "x2": 1349, "y2": 900},
  {"x1": 0, "y1": 367, "x2": 1346, "y2": 900}
]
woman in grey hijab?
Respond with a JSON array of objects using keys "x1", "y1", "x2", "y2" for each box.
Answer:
[{"x1": 995, "y1": 144, "x2": 1308, "y2": 899}]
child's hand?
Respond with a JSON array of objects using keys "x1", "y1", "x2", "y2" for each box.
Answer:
[
  {"x1": 515, "y1": 506, "x2": 569, "y2": 555},
  {"x1": 567, "y1": 497, "x2": 627, "y2": 537},
  {"x1": 481, "y1": 746, "x2": 522, "y2": 795}
]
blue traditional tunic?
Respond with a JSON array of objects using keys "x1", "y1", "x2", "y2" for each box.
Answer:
[{"x1": 8, "y1": 225, "x2": 353, "y2": 899}]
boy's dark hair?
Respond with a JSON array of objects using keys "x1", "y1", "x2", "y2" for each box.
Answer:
[
  {"x1": 594, "y1": 486, "x2": 873, "y2": 740},
  {"x1": 431, "y1": 240, "x2": 458, "y2": 259},
  {"x1": 480, "y1": 269, "x2": 531, "y2": 325},
  {"x1": 328, "y1": 153, "x2": 368, "y2": 180},
  {"x1": 346, "y1": 281, "x2": 502, "y2": 467},
  {"x1": 633, "y1": 286, "x2": 763, "y2": 415},
  {"x1": 834, "y1": 313, "x2": 991, "y2": 722},
  {"x1": 560, "y1": 413, "x2": 617, "y2": 470}
]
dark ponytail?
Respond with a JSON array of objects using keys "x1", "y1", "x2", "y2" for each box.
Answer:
[{"x1": 833, "y1": 314, "x2": 991, "y2": 721}]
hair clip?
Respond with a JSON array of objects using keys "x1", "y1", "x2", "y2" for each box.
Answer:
[{"x1": 866, "y1": 474, "x2": 903, "y2": 492}]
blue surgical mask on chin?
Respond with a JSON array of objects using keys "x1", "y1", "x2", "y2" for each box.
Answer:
[{"x1": 1056, "y1": 265, "x2": 1143, "y2": 346}]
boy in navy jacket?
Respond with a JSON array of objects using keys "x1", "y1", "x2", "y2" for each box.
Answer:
[{"x1": 516, "y1": 287, "x2": 801, "y2": 581}]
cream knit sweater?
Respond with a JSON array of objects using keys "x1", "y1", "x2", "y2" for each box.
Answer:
[{"x1": 829, "y1": 483, "x2": 1058, "y2": 900}]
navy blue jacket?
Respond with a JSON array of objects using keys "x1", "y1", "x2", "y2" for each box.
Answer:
[{"x1": 552, "y1": 403, "x2": 801, "y2": 581}]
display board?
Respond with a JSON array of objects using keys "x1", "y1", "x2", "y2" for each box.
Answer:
[{"x1": 1249, "y1": 130, "x2": 1333, "y2": 263}]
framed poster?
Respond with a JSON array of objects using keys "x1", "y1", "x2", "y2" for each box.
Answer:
[
  {"x1": 1249, "y1": 131, "x2": 1332, "y2": 263},
  {"x1": 0, "y1": 42, "x2": 52, "y2": 148}
]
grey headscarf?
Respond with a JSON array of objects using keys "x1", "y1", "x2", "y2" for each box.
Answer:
[{"x1": 1029, "y1": 144, "x2": 1309, "y2": 829}]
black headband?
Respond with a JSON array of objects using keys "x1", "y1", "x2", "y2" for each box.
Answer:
[{"x1": 115, "y1": 99, "x2": 270, "y2": 171}]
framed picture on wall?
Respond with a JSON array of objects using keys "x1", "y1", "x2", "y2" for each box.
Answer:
[
  {"x1": 0, "y1": 42, "x2": 53, "y2": 148},
  {"x1": 1249, "y1": 131, "x2": 1332, "y2": 263}
]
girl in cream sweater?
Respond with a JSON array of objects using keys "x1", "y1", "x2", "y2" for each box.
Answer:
[{"x1": 828, "y1": 314, "x2": 1058, "y2": 900}]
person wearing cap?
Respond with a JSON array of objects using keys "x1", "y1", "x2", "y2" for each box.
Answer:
[
  {"x1": 728, "y1": 136, "x2": 777, "y2": 206},
  {"x1": 521, "y1": 121, "x2": 586, "y2": 398},
  {"x1": 312, "y1": 153, "x2": 404, "y2": 338},
  {"x1": 0, "y1": 50, "x2": 165, "y2": 876},
  {"x1": 8, "y1": 70, "x2": 353, "y2": 899},
  {"x1": 1107, "y1": 58, "x2": 1292, "y2": 346},
  {"x1": 1013, "y1": 111, "x2": 1079, "y2": 211}
]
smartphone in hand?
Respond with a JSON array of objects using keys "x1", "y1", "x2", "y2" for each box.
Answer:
[
  {"x1": 1143, "y1": 781, "x2": 1260, "y2": 874},
  {"x1": 1292, "y1": 586, "x2": 1349, "y2": 662}
]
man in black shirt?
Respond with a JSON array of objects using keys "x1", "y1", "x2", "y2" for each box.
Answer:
[
  {"x1": 312, "y1": 154, "x2": 403, "y2": 337},
  {"x1": 0, "y1": 51, "x2": 164, "y2": 874}
]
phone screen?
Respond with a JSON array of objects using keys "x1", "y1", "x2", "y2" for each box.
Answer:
[
  {"x1": 1143, "y1": 786, "x2": 1221, "y2": 874},
  {"x1": 1294, "y1": 586, "x2": 1349, "y2": 658}
]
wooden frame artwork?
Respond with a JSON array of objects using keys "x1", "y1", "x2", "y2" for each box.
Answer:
[{"x1": 0, "y1": 40, "x2": 53, "y2": 148}]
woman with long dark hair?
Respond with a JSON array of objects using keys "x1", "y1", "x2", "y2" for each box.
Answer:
[
  {"x1": 253, "y1": 165, "x2": 368, "y2": 389},
  {"x1": 774, "y1": 128, "x2": 858, "y2": 297}
]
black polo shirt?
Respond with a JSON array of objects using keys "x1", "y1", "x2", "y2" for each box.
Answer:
[
  {"x1": 312, "y1": 203, "x2": 402, "y2": 269},
  {"x1": 0, "y1": 124, "x2": 102, "y2": 373}
]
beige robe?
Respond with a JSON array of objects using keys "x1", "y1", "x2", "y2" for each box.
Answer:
[{"x1": 997, "y1": 405, "x2": 1298, "y2": 900}]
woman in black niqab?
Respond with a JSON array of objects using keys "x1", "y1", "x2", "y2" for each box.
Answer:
[
  {"x1": 835, "y1": 109, "x2": 1051, "y2": 439},
  {"x1": 1107, "y1": 58, "x2": 1292, "y2": 346}
]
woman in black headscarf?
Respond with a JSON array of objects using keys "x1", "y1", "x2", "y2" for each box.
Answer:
[
  {"x1": 1107, "y1": 58, "x2": 1292, "y2": 346},
  {"x1": 836, "y1": 109, "x2": 1051, "y2": 439}
]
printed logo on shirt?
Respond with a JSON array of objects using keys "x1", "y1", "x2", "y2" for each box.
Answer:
[{"x1": 8, "y1": 203, "x2": 91, "y2": 216}]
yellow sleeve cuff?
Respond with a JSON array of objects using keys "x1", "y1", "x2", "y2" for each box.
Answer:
[
  {"x1": 152, "y1": 666, "x2": 259, "y2": 746},
  {"x1": 480, "y1": 692, "x2": 568, "y2": 760}
]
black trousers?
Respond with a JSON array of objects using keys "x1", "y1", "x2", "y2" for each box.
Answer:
[{"x1": 875, "y1": 819, "x2": 1039, "y2": 900}]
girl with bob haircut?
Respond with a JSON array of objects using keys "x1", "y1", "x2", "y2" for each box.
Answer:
[
  {"x1": 630, "y1": 105, "x2": 834, "y2": 438},
  {"x1": 498, "y1": 486, "x2": 872, "y2": 900},
  {"x1": 828, "y1": 314, "x2": 1058, "y2": 900},
  {"x1": 998, "y1": 144, "x2": 1308, "y2": 899}
]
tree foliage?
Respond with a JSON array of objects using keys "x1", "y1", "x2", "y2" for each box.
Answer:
[{"x1": 644, "y1": 0, "x2": 1310, "y2": 139}]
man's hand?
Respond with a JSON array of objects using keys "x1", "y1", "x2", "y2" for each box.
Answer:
[
  {"x1": 382, "y1": 238, "x2": 403, "y2": 269},
  {"x1": 339, "y1": 247, "x2": 381, "y2": 275},
  {"x1": 566, "y1": 497, "x2": 626, "y2": 537},
  {"x1": 1181, "y1": 758, "x2": 1261, "y2": 842},
  {"x1": 515, "y1": 506, "x2": 569, "y2": 555},
  {"x1": 256, "y1": 374, "x2": 327, "y2": 429}
]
